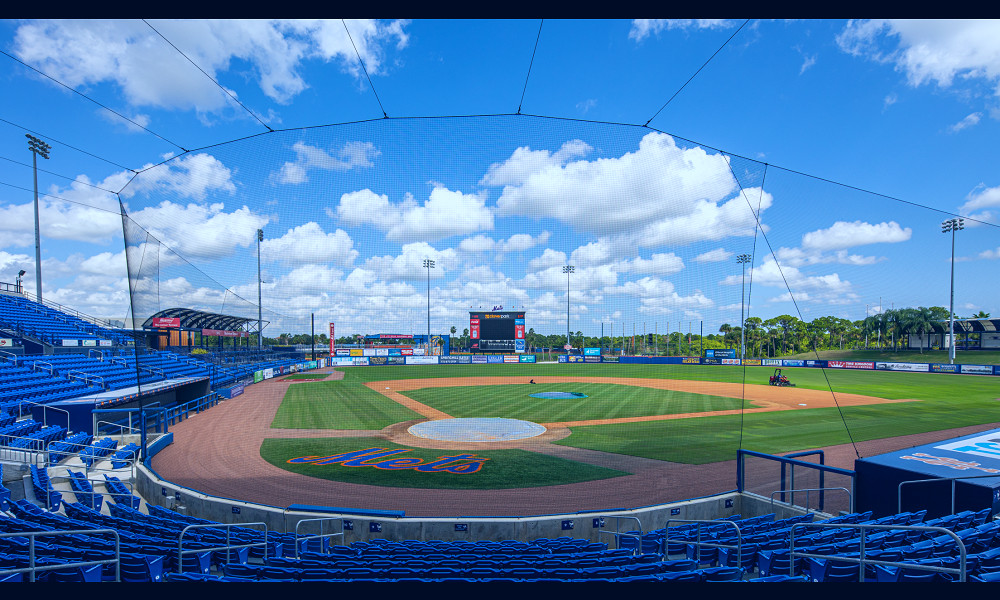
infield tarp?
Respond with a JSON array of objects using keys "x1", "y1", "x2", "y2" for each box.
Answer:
[{"x1": 855, "y1": 427, "x2": 1000, "y2": 518}]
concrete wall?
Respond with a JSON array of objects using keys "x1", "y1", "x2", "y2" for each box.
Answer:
[{"x1": 135, "y1": 460, "x2": 821, "y2": 544}]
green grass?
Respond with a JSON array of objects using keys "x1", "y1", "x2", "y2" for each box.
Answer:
[
  {"x1": 270, "y1": 381, "x2": 421, "y2": 429},
  {"x1": 281, "y1": 373, "x2": 331, "y2": 380},
  {"x1": 275, "y1": 363, "x2": 1000, "y2": 465},
  {"x1": 260, "y1": 437, "x2": 629, "y2": 489},
  {"x1": 401, "y1": 383, "x2": 753, "y2": 421}
]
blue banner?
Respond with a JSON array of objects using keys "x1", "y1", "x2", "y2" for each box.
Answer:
[
  {"x1": 472, "y1": 355, "x2": 488, "y2": 364},
  {"x1": 566, "y1": 355, "x2": 584, "y2": 363},
  {"x1": 782, "y1": 359, "x2": 805, "y2": 367},
  {"x1": 519, "y1": 355, "x2": 536, "y2": 363},
  {"x1": 558, "y1": 355, "x2": 568, "y2": 363},
  {"x1": 930, "y1": 364, "x2": 959, "y2": 373},
  {"x1": 705, "y1": 349, "x2": 736, "y2": 359},
  {"x1": 486, "y1": 355, "x2": 504, "y2": 363},
  {"x1": 584, "y1": 347, "x2": 601, "y2": 356}
]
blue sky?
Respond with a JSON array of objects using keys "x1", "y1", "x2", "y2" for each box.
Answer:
[{"x1": 0, "y1": 19, "x2": 999, "y2": 338}]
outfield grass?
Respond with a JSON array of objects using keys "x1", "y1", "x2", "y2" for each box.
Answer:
[
  {"x1": 260, "y1": 437, "x2": 629, "y2": 489},
  {"x1": 401, "y1": 382, "x2": 753, "y2": 421},
  {"x1": 270, "y1": 381, "x2": 421, "y2": 429},
  {"x1": 780, "y1": 348, "x2": 1000, "y2": 364}
]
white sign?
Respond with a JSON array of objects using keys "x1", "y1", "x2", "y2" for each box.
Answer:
[
  {"x1": 0, "y1": 338, "x2": 11, "y2": 347},
  {"x1": 405, "y1": 356, "x2": 438, "y2": 365},
  {"x1": 263, "y1": 368, "x2": 274, "y2": 379},
  {"x1": 98, "y1": 340, "x2": 113, "y2": 347},
  {"x1": 936, "y1": 431, "x2": 1000, "y2": 461},
  {"x1": 61, "y1": 339, "x2": 78, "y2": 346},
  {"x1": 961, "y1": 364, "x2": 993, "y2": 375},
  {"x1": 413, "y1": 348, "x2": 426, "y2": 356},
  {"x1": 875, "y1": 362, "x2": 929, "y2": 372},
  {"x1": 82, "y1": 339, "x2": 97, "y2": 347},
  {"x1": 721, "y1": 358, "x2": 741, "y2": 365}
]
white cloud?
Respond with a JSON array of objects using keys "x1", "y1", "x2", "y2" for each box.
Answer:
[
  {"x1": 800, "y1": 55, "x2": 817, "y2": 74},
  {"x1": 695, "y1": 247, "x2": 733, "y2": 263},
  {"x1": 837, "y1": 20, "x2": 1000, "y2": 98},
  {"x1": 528, "y1": 248, "x2": 567, "y2": 271},
  {"x1": 960, "y1": 184, "x2": 1000, "y2": 223},
  {"x1": 273, "y1": 141, "x2": 379, "y2": 184},
  {"x1": 130, "y1": 201, "x2": 268, "y2": 261},
  {"x1": 629, "y1": 19, "x2": 733, "y2": 42},
  {"x1": 725, "y1": 259, "x2": 855, "y2": 303},
  {"x1": 479, "y1": 139, "x2": 592, "y2": 187},
  {"x1": 491, "y1": 132, "x2": 765, "y2": 247},
  {"x1": 949, "y1": 112, "x2": 983, "y2": 133},
  {"x1": 122, "y1": 153, "x2": 237, "y2": 201},
  {"x1": 980, "y1": 247, "x2": 1000, "y2": 260},
  {"x1": 336, "y1": 186, "x2": 493, "y2": 242},
  {"x1": 617, "y1": 253, "x2": 685, "y2": 276},
  {"x1": 13, "y1": 19, "x2": 410, "y2": 111},
  {"x1": 460, "y1": 232, "x2": 551, "y2": 254},
  {"x1": 260, "y1": 222, "x2": 358, "y2": 266},
  {"x1": 362, "y1": 242, "x2": 459, "y2": 281},
  {"x1": 801, "y1": 220, "x2": 912, "y2": 251}
]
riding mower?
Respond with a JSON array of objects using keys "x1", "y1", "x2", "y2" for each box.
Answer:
[{"x1": 768, "y1": 368, "x2": 795, "y2": 387}]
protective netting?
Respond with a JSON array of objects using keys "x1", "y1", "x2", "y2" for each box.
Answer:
[{"x1": 117, "y1": 114, "x2": 998, "y2": 512}]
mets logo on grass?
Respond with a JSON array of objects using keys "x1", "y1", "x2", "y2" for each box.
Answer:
[{"x1": 287, "y1": 447, "x2": 489, "y2": 474}]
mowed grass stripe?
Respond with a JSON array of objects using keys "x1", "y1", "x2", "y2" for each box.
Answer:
[
  {"x1": 400, "y1": 383, "x2": 751, "y2": 422},
  {"x1": 270, "y1": 381, "x2": 421, "y2": 430},
  {"x1": 260, "y1": 437, "x2": 629, "y2": 490}
]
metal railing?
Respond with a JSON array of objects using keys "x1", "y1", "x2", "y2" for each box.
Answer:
[
  {"x1": 665, "y1": 518, "x2": 743, "y2": 567},
  {"x1": 789, "y1": 521, "x2": 967, "y2": 582},
  {"x1": 293, "y1": 517, "x2": 345, "y2": 558},
  {"x1": 177, "y1": 522, "x2": 269, "y2": 572},
  {"x1": 66, "y1": 369, "x2": 107, "y2": 389},
  {"x1": 898, "y1": 473, "x2": 1000, "y2": 515},
  {"x1": 770, "y1": 487, "x2": 853, "y2": 515},
  {"x1": 0, "y1": 350, "x2": 18, "y2": 364},
  {"x1": 595, "y1": 516, "x2": 643, "y2": 555},
  {"x1": 15, "y1": 399, "x2": 71, "y2": 430},
  {"x1": 0, "y1": 528, "x2": 121, "y2": 582}
]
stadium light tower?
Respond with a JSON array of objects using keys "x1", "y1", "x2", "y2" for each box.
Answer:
[
  {"x1": 563, "y1": 265, "x2": 575, "y2": 349},
  {"x1": 942, "y1": 218, "x2": 964, "y2": 365},
  {"x1": 257, "y1": 228, "x2": 264, "y2": 351},
  {"x1": 424, "y1": 259, "x2": 435, "y2": 353},
  {"x1": 16, "y1": 270, "x2": 26, "y2": 294},
  {"x1": 737, "y1": 254, "x2": 752, "y2": 359},
  {"x1": 26, "y1": 134, "x2": 51, "y2": 302}
]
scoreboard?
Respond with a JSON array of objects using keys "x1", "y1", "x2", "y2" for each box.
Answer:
[{"x1": 470, "y1": 311, "x2": 525, "y2": 353}]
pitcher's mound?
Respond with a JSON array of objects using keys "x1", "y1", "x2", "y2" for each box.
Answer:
[{"x1": 408, "y1": 418, "x2": 547, "y2": 442}]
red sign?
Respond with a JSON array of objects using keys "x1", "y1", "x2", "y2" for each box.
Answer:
[
  {"x1": 470, "y1": 317, "x2": 480, "y2": 339},
  {"x1": 152, "y1": 317, "x2": 180, "y2": 328},
  {"x1": 201, "y1": 329, "x2": 247, "y2": 338},
  {"x1": 329, "y1": 322, "x2": 335, "y2": 356}
]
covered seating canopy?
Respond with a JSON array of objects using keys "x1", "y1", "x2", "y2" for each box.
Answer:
[{"x1": 141, "y1": 308, "x2": 265, "y2": 332}]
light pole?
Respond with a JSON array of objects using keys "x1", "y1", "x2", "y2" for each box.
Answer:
[
  {"x1": 16, "y1": 270, "x2": 25, "y2": 294},
  {"x1": 26, "y1": 134, "x2": 50, "y2": 302},
  {"x1": 257, "y1": 228, "x2": 263, "y2": 351},
  {"x1": 736, "y1": 254, "x2": 751, "y2": 359},
  {"x1": 424, "y1": 259, "x2": 435, "y2": 354},
  {"x1": 942, "y1": 218, "x2": 964, "y2": 365},
  {"x1": 563, "y1": 265, "x2": 574, "y2": 350}
]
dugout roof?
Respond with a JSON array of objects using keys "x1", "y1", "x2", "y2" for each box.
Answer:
[
  {"x1": 938, "y1": 318, "x2": 1000, "y2": 333},
  {"x1": 142, "y1": 308, "x2": 263, "y2": 332}
]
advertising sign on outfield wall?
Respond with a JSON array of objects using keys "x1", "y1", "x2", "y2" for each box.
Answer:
[
  {"x1": 584, "y1": 356, "x2": 601, "y2": 363},
  {"x1": 828, "y1": 361, "x2": 874, "y2": 370},
  {"x1": 472, "y1": 355, "x2": 488, "y2": 364},
  {"x1": 440, "y1": 355, "x2": 472, "y2": 364},
  {"x1": 253, "y1": 371, "x2": 263, "y2": 383},
  {"x1": 705, "y1": 349, "x2": 737, "y2": 359},
  {"x1": 743, "y1": 359, "x2": 762, "y2": 366},
  {"x1": 703, "y1": 358, "x2": 721, "y2": 365},
  {"x1": 567, "y1": 355, "x2": 585, "y2": 363},
  {"x1": 336, "y1": 349, "x2": 350, "y2": 356},
  {"x1": 369, "y1": 356, "x2": 387, "y2": 365},
  {"x1": 263, "y1": 368, "x2": 274, "y2": 379},
  {"x1": 601, "y1": 356, "x2": 619, "y2": 363},
  {"x1": 349, "y1": 349, "x2": 362, "y2": 356},
  {"x1": 353, "y1": 358, "x2": 370, "y2": 366},
  {"x1": 762, "y1": 359, "x2": 781, "y2": 366},
  {"x1": 721, "y1": 358, "x2": 741, "y2": 365},
  {"x1": 503, "y1": 355, "x2": 519, "y2": 363},
  {"x1": 519, "y1": 355, "x2": 536, "y2": 363},
  {"x1": 486, "y1": 355, "x2": 504, "y2": 364},
  {"x1": 682, "y1": 357, "x2": 700, "y2": 364},
  {"x1": 584, "y1": 347, "x2": 601, "y2": 356},
  {"x1": 783, "y1": 360, "x2": 805, "y2": 367},
  {"x1": 406, "y1": 356, "x2": 439, "y2": 365},
  {"x1": 876, "y1": 362, "x2": 930, "y2": 372},
  {"x1": 375, "y1": 348, "x2": 389, "y2": 356},
  {"x1": 387, "y1": 357, "x2": 405, "y2": 365},
  {"x1": 961, "y1": 364, "x2": 994, "y2": 375}
]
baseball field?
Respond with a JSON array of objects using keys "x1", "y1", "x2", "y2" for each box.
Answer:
[{"x1": 257, "y1": 363, "x2": 1000, "y2": 492}]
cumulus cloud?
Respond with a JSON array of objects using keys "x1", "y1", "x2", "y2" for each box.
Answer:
[
  {"x1": 960, "y1": 184, "x2": 1000, "y2": 223},
  {"x1": 458, "y1": 231, "x2": 550, "y2": 254},
  {"x1": 800, "y1": 220, "x2": 912, "y2": 251},
  {"x1": 490, "y1": 132, "x2": 765, "y2": 247},
  {"x1": 695, "y1": 247, "x2": 733, "y2": 263},
  {"x1": 13, "y1": 19, "x2": 410, "y2": 111},
  {"x1": 121, "y1": 153, "x2": 237, "y2": 201},
  {"x1": 336, "y1": 186, "x2": 493, "y2": 242},
  {"x1": 362, "y1": 242, "x2": 459, "y2": 281},
  {"x1": 616, "y1": 253, "x2": 685, "y2": 276},
  {"x1": 725, "y1": 259, "x2": 856, "y2": 304},
  {"x1": 273, "y1": 141, "x2": 379, "y2": 184},
  {"x1": 260, "y1": 222, "x2": 358, "y2": 266},
  {"x1": 130, "y1": 201, "x2": 268, "y2": 261},
  {"x1": 837, "y1": 20, "x2": 1000, "y2": 98}
]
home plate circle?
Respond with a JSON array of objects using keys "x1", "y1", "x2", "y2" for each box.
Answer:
[{"x1": 408, "y1": 418, "x2": 547, "y2": 442}]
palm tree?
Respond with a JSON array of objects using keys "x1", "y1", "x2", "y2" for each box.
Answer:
[
  {"x1": 900, "y1": 307, "x2": 934, "y2": 353},
  {"x1": 744, "y1": 317, "x2": 762, "y2": 357},
  {"x1": 719, "y1": 323, "x2": 732, "y2": 349}
]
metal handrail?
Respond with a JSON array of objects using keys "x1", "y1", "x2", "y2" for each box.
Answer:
[
  {"x1": 898, "y1": 473, "x2": 1000, "y2": 515},
  {"x1": 0, "y1": 528, "x2": 121, "y2": 582},
  {"x1": 177, "y1": 522, "x2": 269, "y2": 572},
  {"x1": 293, "y1": 517, "x2": 345, "y2": 558},
  {"x1": 665, "y1": 518, "x2": 742, "y2": 567},
  {"x1": 0, "y1": 350, "x2": 18, "y2": 365},
  {"x1": 770, "y1": 487, "x2": 852, "y2": 514},
  {"x1": 16, "y1": 399, "x2": 71, "y2": 430},
  {"x1": 30, "y1": 360, "x2": 54, "y2": 374},
  {"x1": 789, "y1": 521, "x2": 967, "y2": 582},
  {"x1": 595, "y1": 516, "x2": 643, "y2": 555}
]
